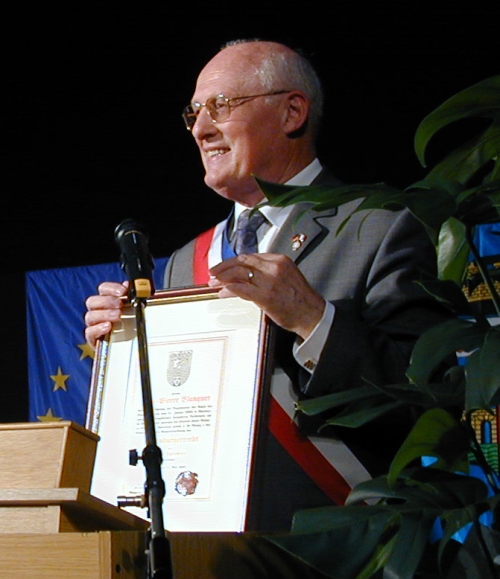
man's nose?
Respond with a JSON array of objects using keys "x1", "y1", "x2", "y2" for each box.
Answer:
[{"x1": 192, "y1": 108, "x2": 218, "y2": 139}]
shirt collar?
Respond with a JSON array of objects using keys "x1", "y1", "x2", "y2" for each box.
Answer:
[
  {"x1": 233, "y1": 158, "x2": 322, "y2": 228},
  {"x1": 284, "y1": 158, "x2": 322, "y2": 186}
]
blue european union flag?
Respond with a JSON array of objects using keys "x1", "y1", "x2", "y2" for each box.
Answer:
[{"x1": 26, "y1": 258, "x2": 168, "y2": 425}]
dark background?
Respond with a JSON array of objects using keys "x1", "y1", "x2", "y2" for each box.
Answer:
[{"x1": 3, "y1": 2, "x2": 498, "y2": 421}]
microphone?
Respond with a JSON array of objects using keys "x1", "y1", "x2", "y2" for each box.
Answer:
[{"x1": 114, "y1": 218, "x2": 155, "y2": 299}]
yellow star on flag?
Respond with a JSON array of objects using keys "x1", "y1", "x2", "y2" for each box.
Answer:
[
  {"x1": 37, "y1": 408, "x2": 63, "y2": 422},
  {"x1": 51, "y1": 367, "x2": 70, "y2": 391},
  {"x1": 78, "y1": 343, "x2": 95, "y2": 360}
]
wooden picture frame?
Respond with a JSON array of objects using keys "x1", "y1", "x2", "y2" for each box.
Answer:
[{"x1": 86, "y1": 287, "x2": 273, "y2": 532}]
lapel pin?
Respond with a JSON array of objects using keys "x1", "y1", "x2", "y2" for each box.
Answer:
[{"x1": 291, "y1": 233, "x2": 307, "y2": 251}]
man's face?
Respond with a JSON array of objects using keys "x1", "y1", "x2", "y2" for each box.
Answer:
[{"x1": 189, "y1": 46, "x2": 291, "y2": 206}]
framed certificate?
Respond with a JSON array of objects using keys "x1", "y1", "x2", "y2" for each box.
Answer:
[{"x1": 86, "y1": 287, "x2": 273, "y2": 532}]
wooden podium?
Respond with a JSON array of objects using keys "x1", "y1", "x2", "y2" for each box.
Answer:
[
  {"x1": 0, "y1": 422, "x2": 319, "y2": 579},
  {"x1": 0, "y1": 422, "x2": 149, "y2": 579}
]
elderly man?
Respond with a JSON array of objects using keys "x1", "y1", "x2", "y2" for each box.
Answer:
[{"x1": 85, "y1": 39, "x2": 451, "y2": 539}]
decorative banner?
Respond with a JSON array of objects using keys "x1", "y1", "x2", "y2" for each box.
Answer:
[{"x1": 460, "y1": 222, "x2": 500, "y2": 475}]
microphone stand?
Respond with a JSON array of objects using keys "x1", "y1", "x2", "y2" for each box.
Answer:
[
  {"x1": 115, "y1": 219, "x2": 173, "y2": 579},
  {"x1": 132, "y1": 295, "x2": 173, "y2": 579}
]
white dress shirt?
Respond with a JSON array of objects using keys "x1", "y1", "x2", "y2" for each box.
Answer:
[{"x1": 231, "y1": 158, "x2": 335, "y2": 374}]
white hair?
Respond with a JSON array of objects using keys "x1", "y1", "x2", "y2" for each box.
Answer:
[{"x1": 221, "y1": 39, "x2": 324, "y2": 137}]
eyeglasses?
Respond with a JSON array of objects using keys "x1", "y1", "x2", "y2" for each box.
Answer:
[{"x1": 182, "y1": 90, "x2": 291, "y2": 131}]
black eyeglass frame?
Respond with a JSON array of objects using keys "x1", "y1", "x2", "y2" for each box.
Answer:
[{"x1": 182, "y1": 90, "x2": 291, "y2": 131}]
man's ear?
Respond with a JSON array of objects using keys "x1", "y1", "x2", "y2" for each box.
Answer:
[{"x1": 283, "y1": 91, "x2": 310, "y2": 135}]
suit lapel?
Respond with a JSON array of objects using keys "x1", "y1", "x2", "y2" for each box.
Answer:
[
  {"x1": 269, "y1": 202, "x2": 337, "y2": 261},
  {"x1": 268, "y1": 169, "x2": 341, "y2": 262}
]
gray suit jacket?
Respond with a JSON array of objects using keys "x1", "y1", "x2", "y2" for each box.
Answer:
[
  {"x1": 162, "y1": 175, "x2": 451, "y2": 530},
  {"x1": 164, "y1": 185, "x2": 447, "y2": 393}
]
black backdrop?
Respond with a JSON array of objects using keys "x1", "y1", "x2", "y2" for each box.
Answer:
[{"x1": 3, "y1": 2, "x2": 498, "y2": 421}]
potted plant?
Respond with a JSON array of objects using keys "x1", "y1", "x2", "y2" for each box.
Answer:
[{"x1": 258, "y1": 74, "x2": 500, "y2": 578}]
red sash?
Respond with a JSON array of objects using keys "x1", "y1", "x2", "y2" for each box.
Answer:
[
  {"x1": 193, "y1": 227, "x2": 215, "y2": 284},
  {"x1": 268, "y1": 395, "x2": 354, "y2": 504}
]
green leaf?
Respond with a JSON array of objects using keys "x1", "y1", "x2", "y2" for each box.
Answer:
[
  {"x1": 415, "y1": 279, "x2": 471, "y2": 313},
  {"x1": 295, "y1": 387, "x2": 407, "y2": 430},
  {"x1": 438, "y1": 501, "x2": 492, "y2": 564},
  {"x1": 372, "y1": 381, "x2": 459, "y2": 407},
  {"x1": 415, "y1": 75, "x2": 500, "y2": 169},
  {"x1": 456, "y1": 187, "x2": 500, "y2": 226},
  {"x1": 290, "y1": 504, "x2": 390, "y2": 533},
  {"x1": 423, "y1": 126, "x2": 500, "y2": 187},
  {"x1": 323, "y1": 399, "x2": 403, "y2": 429},
  {"x1": 381, "y1": 514, "x2": 435, "y2": 579},
  {"x1": 256, "y1": 177, "x2": 448, "y2": 235},
  {"x1": 296, "y1": 380, "x2": 466, "y2": 433},
  {"x1": 388, "y1": 409, "x2": 469, "y2": 486},
  {"x1": 402, "y1": 183, "x2": 459, "y2": 232},
  {"x1": 350, "y1": 468, "x2": 489, "y2": 511},
  {"x1": 346, "y1": 470, "x2": 489, "y2": 578},
  {"x1": 256, "y1": 178, "x2": 372, "y2": 209},
  {"x1": 356, "y1": 531, "x2": 398, "y2": 579},
  {"x1": 465, "y1": 327, "x2": 500, "y2": 410},
  {"x1": 268, "y1": 506, "x2": 397, "y2": 579},
  {"x1": 272, "y1": 468, "x2": 493, "y2": 578},
  {"x1": 345, "y1": 474, "x2": 436, "y2": 507},
  {"x1": 294, "y1": 385, "x2": 379, "y2": 416},
  {"x1": 407, "y1": 318, "x2": 488, "y2": 386},
  {"x1": 436, "y1": 217, "x2": 469, "y2": 283}
]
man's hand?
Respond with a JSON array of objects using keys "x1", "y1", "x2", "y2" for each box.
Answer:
[
  {"x1": 208, "y1": 254, "x2": 325, "y2": 340},
  {"x1": 84, "y1": 281, "x2": 129, "y2": 349}
]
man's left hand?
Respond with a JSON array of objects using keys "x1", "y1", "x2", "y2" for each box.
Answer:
[{"x1": 208, "y1": 253, "x2": 325, "y2": 340}]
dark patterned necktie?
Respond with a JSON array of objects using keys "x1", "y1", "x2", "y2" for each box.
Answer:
[{"x1": 234, "y1": 209, "x2": 266, "y2": 254}]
